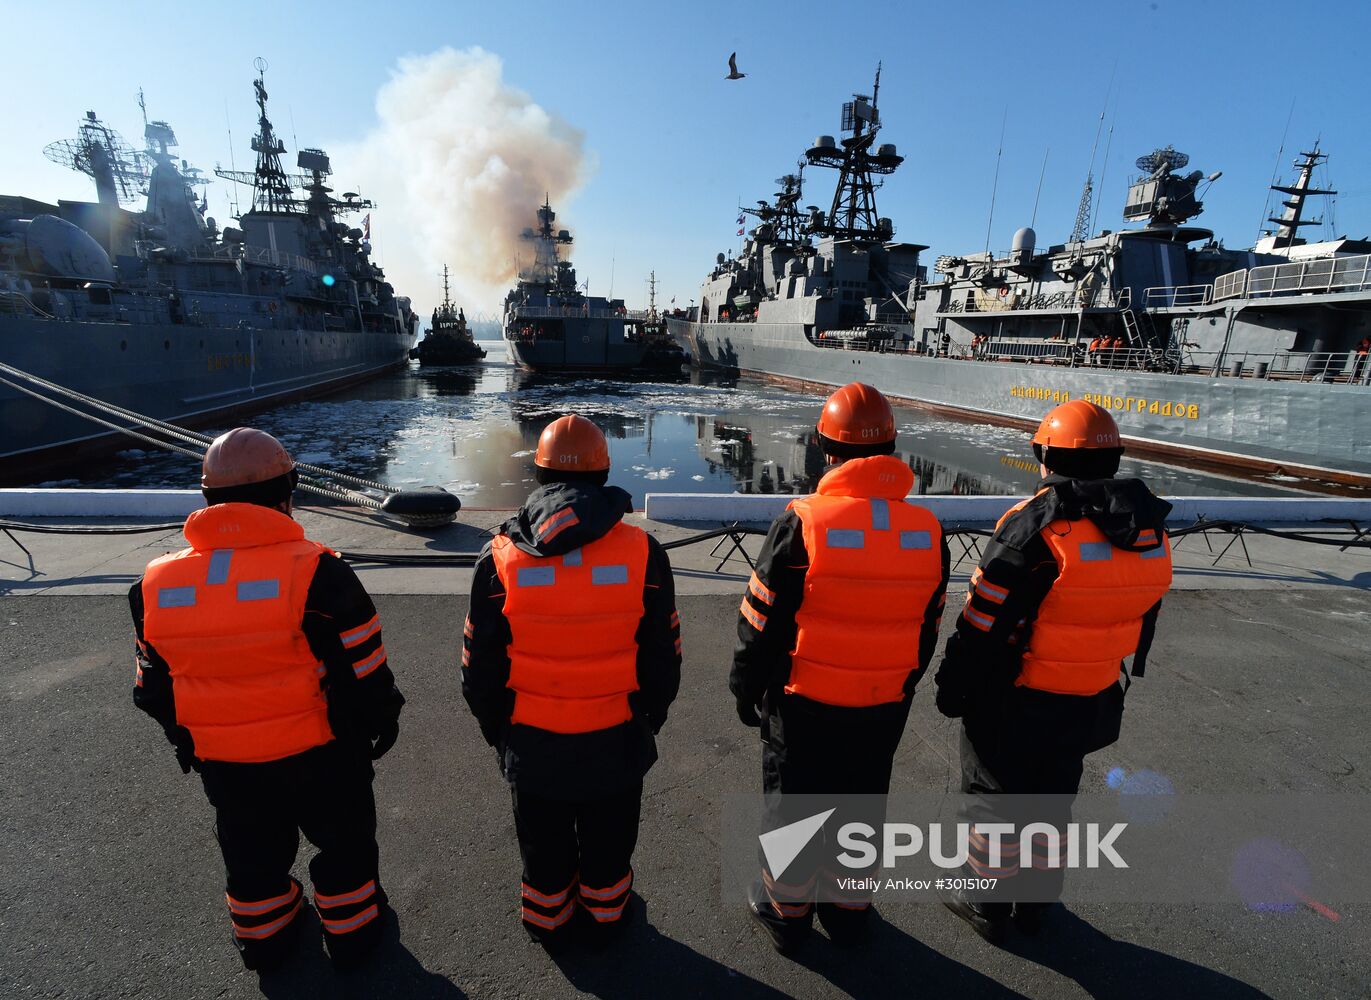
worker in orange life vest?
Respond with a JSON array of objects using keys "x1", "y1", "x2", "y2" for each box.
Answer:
[
  {"x1": 733, "y1": 383, "x2": 950, "y2": 951},
  {"x1": 131, "y1": 428, "x2": 405, "y2": 970},
  {"x1": 935, "y1": 400, "x2": 1172, "y2": 942},
  {"x1": 462, "y1": 415, "x2": 682, "y2": 946}
]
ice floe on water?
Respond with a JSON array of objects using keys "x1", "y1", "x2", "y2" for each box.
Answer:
[{"x1": 38, "y1": 360, "x2": 1311, "y2": 505}]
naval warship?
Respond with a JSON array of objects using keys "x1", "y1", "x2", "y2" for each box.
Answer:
[
  {"x1": 670, "y1": 69, "x2": 1371, "y2": 487},
  {"x1": 503, "y1": 200, "x2": 683, "y2": 373},
  {"x1": 0, "y1": 60, "x2": 417, "y2": 480},
  {"x1": 410, "y1": 264, "x2": 485, "y2": 366}
]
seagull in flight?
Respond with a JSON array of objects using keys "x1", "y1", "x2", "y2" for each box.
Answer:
[{"x1": 726, "y1": 52, "x2": 746, "y2": 80}]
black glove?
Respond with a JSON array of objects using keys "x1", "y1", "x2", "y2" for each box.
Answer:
[
  {"x1": 168, "y1": 725, "x2": 199, "y2": 774},
  {"x1": 735, "y1": 696, "x2": 762, "y2": 728},
  {"x1": 369, "y1": 719, "x2": 399, "y2": 760}
]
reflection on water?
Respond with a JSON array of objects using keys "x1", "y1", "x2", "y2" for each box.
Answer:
[{"x1": 48, "y1": 352, "x2": 1315, "y2": 505}]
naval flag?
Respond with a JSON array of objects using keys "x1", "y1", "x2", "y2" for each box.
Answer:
[
  {"x1": 736, "y1": 213, "x2": 745, "y2": 224},
  {"x1": 737, "y1": 227, "x2": 745, "y2": 236},
  {"x1": 363, "y1": 213, "x2": 371, "y2": 240}
]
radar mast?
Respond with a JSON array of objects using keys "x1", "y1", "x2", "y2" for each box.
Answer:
[{"x1": 804, "y1": 64, "x2": 903, "y2": 241}]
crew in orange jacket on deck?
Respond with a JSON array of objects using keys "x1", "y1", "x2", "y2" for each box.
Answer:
[
  {"x1": 733, "y1": 383, "x2": 951, "y2": 952},
  {"x1": 131, "y1": 428, "x2": 404, "y2": 971},
  {"x1": 935, "y1": 400, "x2": 1172, "y2": 943},
  {"x1": 462, "y1": 415, "x2": 682, "y2": 947}
]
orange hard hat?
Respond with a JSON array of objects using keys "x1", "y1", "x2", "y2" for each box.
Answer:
[
  {"x1": 535, "y1": 414, "x2": 611, "y2": 472},
  {"x1": 1031, "y1": 399, "x2": 1121, "y2": 449},
  {"x1": 816, "y1": 382, "x2": 896, "y2": 445},
  {"x1": 201, "y1": 427, "x2": 295, "y2": 488}
]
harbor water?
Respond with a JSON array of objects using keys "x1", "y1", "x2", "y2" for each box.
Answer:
[{"x1": 31, "y1": 350, "x2": 1318, "y2": 505}]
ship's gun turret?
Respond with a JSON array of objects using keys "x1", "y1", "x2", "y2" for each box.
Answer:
[{"x1": 1123, "y1": 146, "x2": 1221, "y2": 228}]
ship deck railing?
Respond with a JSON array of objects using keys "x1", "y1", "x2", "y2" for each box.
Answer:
[
  {"x1": 509, "y1": 306, "x2": 650, "y2": 321},
  {"x1": 140, "y1": 241, "x2": 321, "y2": 277},
  {"x1": 814, "y1": 332, "x2": 1371, "y2": 386},
  {"x1": 1142, "y1": 285, "x2": 1214, "y2": 308},
  {"x1": 1212, "y1": 253, "x2": 1371, "y2": 302},
  {"x1": 938, "y1": 286, "x2": 1131, "y2": 315}
]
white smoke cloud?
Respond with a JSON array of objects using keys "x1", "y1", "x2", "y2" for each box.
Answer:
[{"x1": 334, "y1": 47, "x2": 590, "y2": 316}]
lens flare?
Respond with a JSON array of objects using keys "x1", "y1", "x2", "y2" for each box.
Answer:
[{"x1": 321, "y1": 274, "x2": 336, "y2": 287}]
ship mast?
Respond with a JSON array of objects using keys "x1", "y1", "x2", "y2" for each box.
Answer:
[
  {"x1": 442, "y1": 264, "x2": 453, "y2": 310},
  {"x1": 805, "y1": 63, "x2": 903, "y2": 242},
  {"x1": 213, "y1": 58, "x2": 296, "y2": 214},
  {"x1": 1268, "y1": 146, "x2": 1335, "y2": 250}
]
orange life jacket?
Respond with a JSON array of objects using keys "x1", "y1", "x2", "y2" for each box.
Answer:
[
  {"x1": 786, "y1": 455, "x2": 945, "y2": 707},
  {"x1": 142, "y1": 503, "x2": 335, "y2": 764},
  {"x1": 997, "y1": 496, "x2": 1173, "y2": 695},
  {"x1": 492, "y1": 521, "x2": 648, "y2": 734}
]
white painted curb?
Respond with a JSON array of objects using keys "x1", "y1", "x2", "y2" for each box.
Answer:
[
  {"x1": 0, "y1": 489, "x2": 205, "y2": 518},
  {"x1": 643, "y1": 493, "x2": 1371, "y2": 525}
]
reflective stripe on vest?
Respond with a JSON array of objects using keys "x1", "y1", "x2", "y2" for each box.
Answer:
[
  {"x1": 142, "y1": 503, "x2": 334, "y2": 764},
  {"x1": 492, "y1": 521, "x2": 648, "y2": 734},
  {"x1": 1018, "y1": 514, "x2": 1173, "y2": 696},
  {"x1": 786, "y1": 456, "x2": 944, "y2": 708}
]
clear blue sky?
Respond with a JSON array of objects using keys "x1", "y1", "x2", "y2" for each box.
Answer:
[{"x1": 7, "y1": 0, "x2": 1371, "y2": 315}]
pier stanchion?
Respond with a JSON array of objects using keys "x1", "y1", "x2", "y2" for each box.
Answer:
[
  {"x1": 1210, "y1": 524, "x2": 1254, "y2": 568},
  {"x1": 1, "y1": 526, "x2": 34, "y2": 576},
  {"x1": 708, "y1": 521, "x2": 756, "y2": 572},
  {"x1": 1340, "y1": 521, "x2": 1369, "y2": 554},
  {"x1": 947, "y1": 527, "x2": 987, "y2": 571}
]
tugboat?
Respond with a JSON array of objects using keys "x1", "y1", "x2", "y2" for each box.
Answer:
[
  {"x1": 410, "y1": 265, "x2": 486, "y2": 365},
  {"x1": 637, "y1": 270, "x2": 688, "y2": 372},
  {"x1": 503, "y1": 199, "x2": 680, "y2": 374}
]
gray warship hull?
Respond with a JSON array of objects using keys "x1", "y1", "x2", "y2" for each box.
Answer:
[
  {"x1": 670, "y1": 317, "x2": 1371, "y2": 486},
  {"x1": 1, "y1": 316, "x2": 411, "y2": 479},
  {"x1": 504, "y1": 315, "x2": 652, "y2": 372}
]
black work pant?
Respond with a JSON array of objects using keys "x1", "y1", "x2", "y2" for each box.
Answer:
[
  {"x1": 958, "y1": 726, "x2": 1085, "y2": 906},
  {"x1": 511, "y1": 781, "x2": 642, "y2": 937},
  {"x1": 755, "y1": 695, "x2": 911, "y2": 941},
  {"x1": 199, "y1": 739, "x2": 382, "y2": 964}
]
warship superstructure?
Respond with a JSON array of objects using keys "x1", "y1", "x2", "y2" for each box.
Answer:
[
  {"x1": 410, "y1": 265, "x2": 485, "y2": 366},
  {"x1": 0, "y1": 60, "x2": 417, "y2": 478},
  {"x1": 671, "y1": 71, "x2": 1371, "y2": 487},
  {"x1": 503, "y1": 200, "x2": 682, "y2": 373}
]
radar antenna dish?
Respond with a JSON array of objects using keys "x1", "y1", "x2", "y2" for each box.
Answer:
[
  {"x1": 1135, "y1": 146, "x2": 1189, "y2": 174},
  {"x1": 43, "y1": 112, "x2": 150, "y2": 205}
]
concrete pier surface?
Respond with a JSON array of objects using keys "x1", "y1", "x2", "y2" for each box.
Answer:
[{"x1": 1, "y1": 503, "x2": 1369, "y2": 998}]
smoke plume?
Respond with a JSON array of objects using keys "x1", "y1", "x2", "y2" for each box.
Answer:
[{"x1": 335, "y1": 47, "x2": 589, "y2": 315}]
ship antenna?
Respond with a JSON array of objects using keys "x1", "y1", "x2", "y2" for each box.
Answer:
[
  {"x1": 871, "y1": 61, "x2": 881, "y2": 114},
  {"x1": 1091, "y1": 116, "x2": 1115, "y2": 236},
  {"x1": 983, "y1": 106, "x2": 1007, "y2": 255},
  {"x1": 1069, "y1": 64, "x2": 1115, "y2": 245},
  {"x1": 224, "y1": 98, "x2": 240, "y2": 217},
  {"x1": 442, "y1": 264, "x2": 452, "y2": 309},
  {"x1": 1257, "y1": 98, "x2": 1296, "y2": 241},
  {"x1": 138, "y1": 88, "x2": 147, "y2": 126},
  {"x1": 1030, "y1": 146, "x2": 1050, "y2": 229}
]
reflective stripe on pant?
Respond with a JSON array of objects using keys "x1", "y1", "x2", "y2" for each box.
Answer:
[
  {"x1": 226, "y1": 876, "x2": 304, "y2": 943},
  {"x1": 958, "y1": 726, "x2": 1081, "y2": 904},
  {"x1": 511, "y1": 781, "x2": 642, "y2": 936},
  {"x1": 315, "y1": 877, "x2": 381, "y2": 938},
  {"x1": 201, "y1": 740, "x2": 382, "y2": 961}
]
